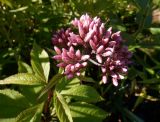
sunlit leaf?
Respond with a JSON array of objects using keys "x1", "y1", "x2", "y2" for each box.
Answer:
[
  {"x1": 56, "y1": 77, "x2": 80, "y2": 92},
  {"x1": 0, "y1": 0, "x2": 12, "y2": 8},
  {"x1": 150, "y1": 27, "x2": 160, "y2": 35},
  {"x1": 61, "y1": 85, "x2": 103, "y2": 103},
  {"x1": 0, "y1": 73, "x2": 45, "y2": 85},
  {"x1": 54, "y1": 91, "x2": 73, "y2": 122},
  {"x1": 70, "y1": 102, "x2": 108, "y2": 122},
  {"x1": 18, "y1": 61, "x2": 33, "y2": 73},
  {"x1": 0, "y1": 89, "x2": 30, "y2": 118},
  {"x1": 31, "y1": 42, "x2": 50, "y2": 82}
]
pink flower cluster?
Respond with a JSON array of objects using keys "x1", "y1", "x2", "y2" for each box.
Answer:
[{"x1": 52, "y1": 14, "x2": 132, "y2": 86}]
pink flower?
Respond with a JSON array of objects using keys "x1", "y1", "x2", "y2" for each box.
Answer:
[
  {"x1": 53, "y1": 46, "x2": 89, "y2": 78},
  {"x1": 52, "y1": 14, "x2": 132, "y2": 86}
]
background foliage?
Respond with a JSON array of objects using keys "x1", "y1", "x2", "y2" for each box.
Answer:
[{"x1": 0, "y1": 0, "x2": 160, "y2": 122}]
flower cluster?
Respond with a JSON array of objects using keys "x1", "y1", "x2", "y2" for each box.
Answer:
[{"x1": 52, "y1": 14, "x2": 132, "y2": 86}]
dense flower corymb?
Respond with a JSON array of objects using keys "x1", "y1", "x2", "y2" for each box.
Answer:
[{"x1": 52, "y1": 14, "x2": 132, "y2": 86}]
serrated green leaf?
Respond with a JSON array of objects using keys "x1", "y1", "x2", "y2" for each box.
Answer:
[
  {"x1": 18, "y1": 60, "x2": 33, "y2": 73},
  {"x1": 61, "y1": 85, "x2": 103, "y2": 103},
  {"x1": 16, "y1": 103, "x2": 44, "y2": 122},
  {"x1": 54, "y1": 91, "x2": 73, "y2": 122},
  {"x1": 0, "y1": 73, "x2": 45, "y2": 85},
  {"x1": 69, "y1": 102, "x2": 108, "y2": 122},
  {"x1": 31, "y1": 43, "x2": 50, "y2": 83},
  {"x1": 38, "y1": 73, "x2": 63, "y2": 100},
  {"x1": 0, "y1": 89, "x2": 30, "y2": 118}
]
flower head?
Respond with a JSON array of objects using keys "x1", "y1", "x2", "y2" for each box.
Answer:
[{"x1": 52, "y1": 14, "x2": 132, "y2": 86}]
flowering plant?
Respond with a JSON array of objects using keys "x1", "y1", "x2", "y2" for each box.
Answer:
[
  {"x1": 52, "y1": 14, "x2": 132, "y2": 86},
  {"x1": 1, "y1": 0, "x2": 160, "y2": 121}
]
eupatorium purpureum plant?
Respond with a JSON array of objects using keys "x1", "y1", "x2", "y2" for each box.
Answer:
[{"x1": 52, "y1": 14, "x2": 132, "y2": 86}]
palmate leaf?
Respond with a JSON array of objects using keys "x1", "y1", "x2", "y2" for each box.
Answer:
[
  {"x1": 61, "y1": 85, "x2": 103, "y2": 103},
  {"x1": 0, "y1": 89, "x2": 30, "y2": 118},
  {"x1": 31, "y1": 43, "x2": 50, "y2": 83},
  {"x1": 69, "y1": 102, "x2": 108, "y2": 122},
  {"x1": 15, "y1": 103, "x2": 44, "y2": 122},
  {"x1": 0, "y1": 73, "x2": 45, "y2": 85},
  {"x1": 54, "y1": 91, "x2": 73, "y2": 122}
]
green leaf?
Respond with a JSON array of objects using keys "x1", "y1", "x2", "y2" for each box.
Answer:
[
  {"x1": 16, "y1": 103, "x2": 44, "y2": 122},
  {"x1": 69, "y1": 102, "x2": 108, "y2": 122},
  {"x1": 149, "y1": 28, "x2": 160, "y2": 35},
  {"x1": 56, "y1": 77, "x2": 80, "y2": 92},
  {"x1": 0, "y1": 73, "x2": 45, "y2": 85},
  {"x1": 38, "y1": 74, "x2": 63, "y2": 100},
  {"x1": 31, "y1": 42, "x2": 50, "y2": 82},
  {"x1": 0, "y1": 0, "x2": 12, "y2": 8},
  {"x1": 0, "y1": 89, "x2": 30, "y2": 118},
  {"x1": 18, "y1": 60, "x2": 33, "y2": 73},
  {"x1": 54, "y1": 91, "x2": 73, "y2": 122},
  {"x1": 61, "y1": 85, "x2": 103, "y2": 103},
  {"x1": 19, "y1": 86, "x2": 44, "y2": 105}
]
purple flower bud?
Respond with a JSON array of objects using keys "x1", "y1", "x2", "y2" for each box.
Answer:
[
  {"x1": 81, "y1": 55, "x2": 90, "y2": 61},
  {"x1": 112, "y1": 78, "x2": 118, "y2": 86},
  {"x1": 67, "y1": 74, "x2": 74, "y2": 79},
  {"x1": 54, "y1": 46, "x2": 61, "y2": 55},
  {"x1": 75, "y1": 50, "x2": 81, "y2": 59},
  {"x1": 101, "y1": 67, "x2": 106, "y2": 73},
  {"x1": 121, "y1": 67, "x2": 127, "y2": 73},
  {"x1": 89, "y1": 39, "x2": 97, "y2": 50},
  {"x1": 76, "y1": 72, "x2": 81, "y2": 76},
  {"x1": 75, "y1": 63, "x2": 81, "y2": 69},
  {"x1": 84, "y1": 30, "x2": 95, "y2": 42},
  {"x1": 102, "y1": 51, "x2": 112, "y2": 57},
  {"x1": 78, "y1": 21, "x2": 85, "y2": 38},
  {"x1": 118, "y1": 74, "x2": 124, "y2": 79},
  {"x1": 69, "y1": 46, "x2": 74, "y2": 53},
  {"x1": 96, "y1": 54, "x2": 102, "y2": 63},
  {"x1": 57, "y1": 62, "x2": 66, "y2": 67},
  {"x1": 102, "y1": 75, "x2": 107, "y2": 84},
  {"x1": 97, "y1": 45, "x2": 104, "y2": 54},
  {"x1": 82, "y1": 62, "x2": 87, "y2": 67},
  {"x1": 64, "y1": 64, "x2": 72, "y2": 74},
  {"x1": 67, "y1": 52, "x2": 75, "y2": 59},
  {"x1": 99, "y1": 23, "x2": 105, "y2": 36},
  {"x1": 53, "y1": 55, "x2": 62, "y2": 60}
]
